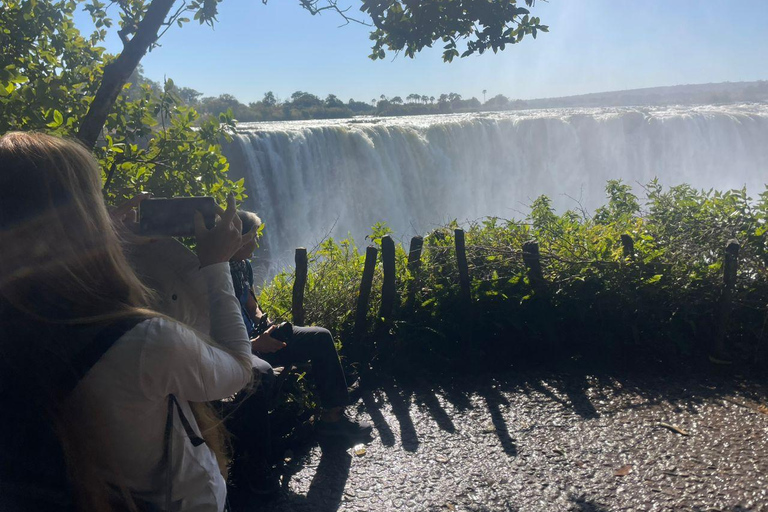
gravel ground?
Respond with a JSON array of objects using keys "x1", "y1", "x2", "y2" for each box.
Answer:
[{"x1": 242, "y1": 371, "x2": 768, "y2": 512}]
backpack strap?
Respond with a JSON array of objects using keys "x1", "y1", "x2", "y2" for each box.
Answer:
[
  {"x1": 170, "y1": 396, "x2": 206, "y2": 447},
  {"x1": 57, "y1": 316, "x2": 147, "y2": 397},
  {"x1": 163, "y1": 397, "x2": 174, "y2": 512},
  {"x1": 162, "y1": 396, "x2": 207, "y2": 512}
]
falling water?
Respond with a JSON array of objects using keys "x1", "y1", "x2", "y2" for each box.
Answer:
[{"x1": 224, "y1": 104, "x2": 768, "y2": 278}]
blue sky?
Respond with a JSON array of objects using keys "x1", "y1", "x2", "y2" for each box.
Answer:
[{"x1": 73, "y1": 1, "x2": 768, "y2": 104}]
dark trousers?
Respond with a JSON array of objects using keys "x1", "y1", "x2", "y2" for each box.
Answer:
[
  {"x1": 226, "y1": 326, "x2": 348, "y2": 470},
  {"x1": 262, "y1": 326, "x2": 349, "y2": 409}
]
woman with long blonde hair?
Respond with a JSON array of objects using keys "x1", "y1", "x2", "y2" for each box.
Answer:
[{"x1": 0, "y1": 132, "x2": 255, "y2": 511}]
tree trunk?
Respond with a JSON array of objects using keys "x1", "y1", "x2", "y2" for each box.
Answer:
[{"x1": 77, "y1": 0, "x2": 176, "y2": 148}]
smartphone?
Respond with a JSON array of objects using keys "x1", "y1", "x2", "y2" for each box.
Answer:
[{"x1": 138, "y1": 197, "x2": 217, "y2": 237}]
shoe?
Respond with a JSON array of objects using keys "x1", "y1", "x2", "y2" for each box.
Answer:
[{"x1": 316, "y1": 411, "x2": 373, "y2": 440}]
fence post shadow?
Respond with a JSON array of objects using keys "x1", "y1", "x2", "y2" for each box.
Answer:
[
  {"x1": 559, "y1": 374, "x2": 600, "y2": 420},
  {"x1": 570, "y1": 496, "x2": 614, "y2": 512},
  {"x1": 479, "y1": 383, "x2": 518, "y2": 457},
  {"x1": 438, "y1": 379, "x2": 475, "y2": 414},
  {"x1": 524, "y1": 375, "x2": 600, "y2": 420},
  {"x1": 381, "y1": 380, "x2": 420, "y2": 452},
  {"x1": 413, "y1": 383, "x2": 456, "y2": 434},
  {"x1": 270, "y1": 446, "x2": 353, "y2": 512},
  {"x1": 358, "y1": 388, "x2": 396, "y2": 447}
]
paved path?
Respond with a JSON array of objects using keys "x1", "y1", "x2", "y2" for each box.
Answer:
[{"x1": 248, "y1": 371, "x2": 768, "y2": 512}]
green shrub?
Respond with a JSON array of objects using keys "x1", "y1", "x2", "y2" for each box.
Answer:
[{"x1": 259, "y1": 180, "x2": 768, "y2": 373}]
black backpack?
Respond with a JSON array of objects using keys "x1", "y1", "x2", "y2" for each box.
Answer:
[
  {"x1": 0, "y1": 317, "x2": 146, "y2": 511},
  {"x1": 0, "y1": 314, "x2": 214, "y2": 512}
]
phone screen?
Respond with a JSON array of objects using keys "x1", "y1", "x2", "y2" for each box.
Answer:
[{"x1": 138, "y1": 197, "x2": 217, "y2": 237}]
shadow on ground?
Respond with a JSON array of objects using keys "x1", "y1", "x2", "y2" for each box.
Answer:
[{"x1": 249, "y1": 366, "x2": 768, "y2": 512}]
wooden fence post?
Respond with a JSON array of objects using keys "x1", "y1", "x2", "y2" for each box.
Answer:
[
  {"x1": 455, "y1": 229, "x2": 472, "y2": 307},
  {"x1": 620, "y1": 234, "x2": 635, "y2": 260},
  {"x1": 374, "y1": 236, "x2": 398, "y2": 358},
  {"x1": 713, "y1": 239, "x2": 739, "y2": 363},
  {"x1": 292, "y1": 247, "x2": 308, "y2": 326},
  {"x1": 407, "y1": 236, "x2": 424, "y2": 274},
  {"x1": 618, "y1": 235, "x2": 640, "y2": 352},
  {"x1": 405, "y1": 236, "x2": 424, "y2": 309},
  {"x1": 353, "y1": 245, "x2": 379, "y2": 347},
  {"x1": 379, "y1": 235, "x2": 396, "y2": 321},
  {"x1": 522, "y1": 240, "x2": 546, "y2": 293},
  {"x1": 455, "y1": 229, "x2": 475, "y2": 361}
]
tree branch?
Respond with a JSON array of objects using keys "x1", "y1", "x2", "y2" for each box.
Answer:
[
  {"x1": 77, "y1": 0, "x2": 177, "y2": 149},
  {"x1": 156, "y1": 0, "x2": 188, "y2": 41},
  {"x1": 103, "y1": 159, "x2": 119, "y2": 191},
  {"x1": 295, "y1": 0, "x2": 368, "y2": 26}
]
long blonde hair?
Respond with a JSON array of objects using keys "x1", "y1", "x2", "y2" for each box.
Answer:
[
  {"x1": 0, "y1": 132, "x2": 153, "y2": 320},
  {"x1": 0, "y1": 132, "x2": 236, "y2": 510}
]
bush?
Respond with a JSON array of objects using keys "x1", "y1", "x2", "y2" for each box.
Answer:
[{"x1": 259, "y1": 180, "x2": 768, "y2": 374}]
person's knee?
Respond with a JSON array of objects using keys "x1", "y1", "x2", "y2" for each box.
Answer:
[
  {"x1": 316, "y1": 327, "x2": 337, "y2": 352},
  {"x1": 316, "y1": 327, "x2": 333, "y2": 341}
]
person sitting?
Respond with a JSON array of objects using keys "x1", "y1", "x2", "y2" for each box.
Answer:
[
  {"x1": 230, "y1": 210, "x2": 373, "y2": 441},
  {"x1": 0, "y1": 131, "x2": 257, "y2": 512}
]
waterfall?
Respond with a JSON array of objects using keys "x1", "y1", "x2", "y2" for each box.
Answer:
[{"x1": 224, "y1": 104, "x2": 768, "y2": 279}]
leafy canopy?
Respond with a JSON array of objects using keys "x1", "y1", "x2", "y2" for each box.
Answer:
[
  {"x1": 360, "y1": 0, "x2": 548, "y2": 61},
  {"x1": 0, "y1": 0, "x2": 244, "y2": 205},
  {"x1": 0, "y1": 1, "x2": 103, "y2": 132}
]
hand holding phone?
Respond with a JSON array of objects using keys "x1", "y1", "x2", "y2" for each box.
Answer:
[
  {"x1": 194, "y1": 193, "x2": 255, "y2": 267},
  {"x1": 138, "y1": 197, "x2": 217, "y2": 237},
  {"x1": 111, "y1": 192, "x2": 151, "y2": 233},
  {"x1": 251, "y1": 325, "x2": 286, "y2": 354}
]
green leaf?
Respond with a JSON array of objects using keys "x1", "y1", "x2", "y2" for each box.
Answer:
[{"x1": 47, "y1": 109, "x2": 64, "y2": 128}]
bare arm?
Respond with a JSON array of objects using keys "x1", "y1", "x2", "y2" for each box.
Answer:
[{"x1": 245, "y1": 290, "x2": 263, "y2": 322}]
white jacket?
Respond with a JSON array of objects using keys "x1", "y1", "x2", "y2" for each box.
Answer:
[{"x1": 67, "y1": 241, "x2": 250, "y2": 511}]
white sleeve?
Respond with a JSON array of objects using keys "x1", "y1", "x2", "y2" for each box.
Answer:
[
  {"x1": 138, "y1": 263, "x2": 252, "y2": 401},
  {"x1": 197, "y1": 262, "x2": 250, "y2": 353}
]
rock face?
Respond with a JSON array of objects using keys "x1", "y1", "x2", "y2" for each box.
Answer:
[
  {"x1": 225, "y1": 105, "x2": 768, "y2": 282},
  {"x1": 250, "y1": 372, "x2": 768, "y2": 512}
]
